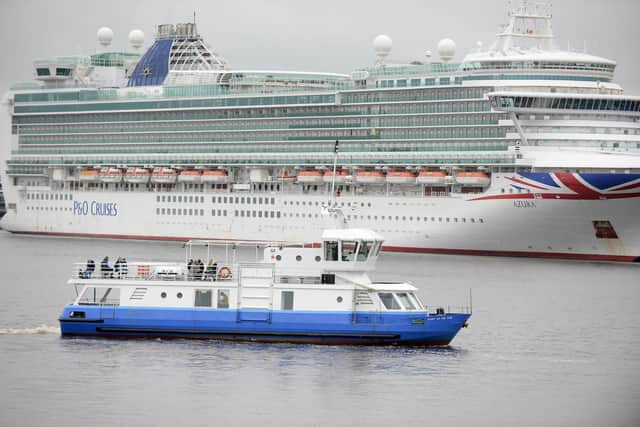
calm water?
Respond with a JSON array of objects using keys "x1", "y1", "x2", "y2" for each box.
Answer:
[{"x1": 0, "y1": 230, "x2": 638, "y2": 427}]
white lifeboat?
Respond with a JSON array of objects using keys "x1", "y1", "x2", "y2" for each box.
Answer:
[
  {"x1": 150, "y1": 167, "x2": 177, "y2": 184},
  {"x1": 355, "y1": 170, "x2": 385, "y2": 185},
  {"x1": 322, "y1": 170, "x2": 349, "y2": 184},
  {"x1": 99, "y1": 167, "x2": 123, "y2": 183},
  {"x1": 386, "y1": 171, "x2": 416, "y2": 185},
  {"x1": 297, "y1": 170, "x2": 323, "y2": 184},
  {"x1": 178, "y1": 170, "x2": 202, "y2": 183},
  {"x1": 455, "y1": 171, "x2": 490, "y2": 186},
  {"x1": 201, "y1": 170, "x2": 228, "y2": 183},
  {"x1": 417, "y1": 171, "x2": 448, "y2": 185},
  {"x1": 276, "y1": 168, "x2": 296, "y2": 182},
  {"x1": 124, "y1": 168, "x2": 150, "y2": 184},
  {"x1": 78, "y1": 169, "x2": 100, "y2": 182}
]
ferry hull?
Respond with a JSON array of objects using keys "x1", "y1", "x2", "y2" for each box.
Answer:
[{"x1": 59, "y1": 305, "x2": 470, "y2": 346}]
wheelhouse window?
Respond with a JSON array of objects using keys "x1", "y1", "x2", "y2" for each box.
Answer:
[
  {"x1": 378, "y1": 293, "x2": 401, "y2": 310},
  {"x1": 396, "y1": 293, "x2": 416, "y2": 310},
  {"x1": 356, "y1": 241, "x2": 374, "y2": 261},
  {"x1": 325, "y1": 241, "x2": 339, "y2": 261},
  {"x1": 341, "y1": 240, "x2": 358, "y2": 262}
]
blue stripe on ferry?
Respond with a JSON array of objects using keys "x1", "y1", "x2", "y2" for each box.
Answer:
[
  {"x1": 127, "y1": 39, "x2": 173, "y2": 87},
  {"x1": 519, "y1": 173, "x2": 560, "y2": 188},
  {"x1": 578, "y1": 173, "x2": 640, "y2": 190}
]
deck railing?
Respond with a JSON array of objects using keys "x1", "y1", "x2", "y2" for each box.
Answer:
[{"x1": 71, "y1": 261, "x2": 238, "y2": 282}]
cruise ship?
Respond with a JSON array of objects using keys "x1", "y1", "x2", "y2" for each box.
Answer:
[{"x1": 1, "y1": 2, "x2": 639, "y2": 261}]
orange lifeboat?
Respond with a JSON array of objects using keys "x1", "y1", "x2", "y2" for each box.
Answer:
[
  {"x1": 99, "y1": 167, "x2": 123, "y2": 183},
  {"x1": 201, "y1": 170, "x2": 228, "y2": 183},
  {"x1": 276, "y1": 168, "x2": 296, "y2": 182},
  {"x1": 386, "y1": 170, "x2": 416, "y2": 185},
  {"x1": 150, "y1": 167, "x2": 177, "y2": 184},
  {"x1": 322, "y1": 170, "x2": 349, "y2": 184},
  {"x1": 124, "y1": 167, "x2": 150, "y2": 184},
  {"x1": 178, "y1": 170, "x2": 202, "y2": 183},
  {"x1": 78, "y1": 169, "x2": 100, "y2": 182},
  {"x1": 297, "y1": 170, "x2": 323, "y2": 184},
  {"x1": 455, "y1": 171, "x2": 490, "y2": 186},
  {"x1": 417, "y1": 171, "x2": 447, "y2": 185},
  {"x1": 355, "y1": 170, "x2": 385, "y2": 185}
]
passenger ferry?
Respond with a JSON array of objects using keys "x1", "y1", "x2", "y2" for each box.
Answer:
[
  {"x1": 1, "y1": 1, "x2": 639, "y2": 261},
  {"x1": 58, "y1": 227, "x2": 471, "y2": 345}
]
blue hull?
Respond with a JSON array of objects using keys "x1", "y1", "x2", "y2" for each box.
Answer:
[{"x1": 59, "y1": 305, "x2": 470, "y2": 346}]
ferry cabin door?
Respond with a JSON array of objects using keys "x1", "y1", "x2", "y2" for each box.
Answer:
[
  {"x1": 236, "y1": 264, "x2": 273, "y2": 322},
  {"x1": 99, "y1": 304, "x2": 116, "y2": 320}
]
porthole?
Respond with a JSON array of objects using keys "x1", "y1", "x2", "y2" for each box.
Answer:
[
  {"x1": 177, "y1": 292, "x2": 183, "y2": 299},
  {"x1": 275, "y1": 255, "x2": 282, "y2": 261},
  {"x1": 296, "y1": 255, "x2": 302, "y2": 262},
  {"x1": 337, "y1": 296, "x2": 343, "y2": 303},
  {"x1": 161, "y1": 292, "x2": 167, "y2": 298},
  {"x1": 315, "y1": 256, "x2": 321, "y2": 262}
]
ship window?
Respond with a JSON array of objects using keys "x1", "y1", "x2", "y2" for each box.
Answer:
[
  {"x1": 357, "y1": 241, "x2": 373, "y2": 261},
  {"x1": 56, "y1": 68, "x2": 71, "y2": 76},
  {"x1": 378, "y1": 293, "x2": 401, "y2": 310},
  {"x1": 325, "y1": 241, "x2": 339, "y2": 261},
  {"x1": 36, "y1": 67, "x2": 50, "y2": 76},
  {"x1": 281, "y1": 291, "x2": 294, "y2": 310},
  {"x1": 217, "y1": 290, "x2": 230, "y2": 308},
  {"x1": 78, "y1": 287, "x2": 120, "y2": 305},
  {"x1": 341, "y1": 241, "x2": 358, "y2": 262},
  {"x1": 396, "y1": 293, "x2": 416, "y2": 310},
  {"x1": 194, "y1": 290, "x2": 212, "y2": 307}
]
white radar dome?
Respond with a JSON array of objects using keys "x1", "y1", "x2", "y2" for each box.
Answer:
[
  {"x1": 373, "y1": 34, "x2": 393, "y2": 54},
  {"x1": 97, "y1": 27, "x2": 114, "y2": 47},
  {"x1": 128, "y1": 29, "x2": 145, "y2": 49},
  {"x1": 437, "y1": 38, "x2": 456, "y2": 62}
]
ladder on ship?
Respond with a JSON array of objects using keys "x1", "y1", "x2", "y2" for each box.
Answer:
[{"x1": 236, "y1": 263, "x2": 274, "y2": 323}]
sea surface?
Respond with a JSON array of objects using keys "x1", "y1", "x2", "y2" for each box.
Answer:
[{"x1": 0, "y1": 230, "x2": 638, "y2": 427}]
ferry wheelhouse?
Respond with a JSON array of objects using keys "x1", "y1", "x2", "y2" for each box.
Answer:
[{"x1": 59, "y1": 228, "x2": 471, "y2": 345}]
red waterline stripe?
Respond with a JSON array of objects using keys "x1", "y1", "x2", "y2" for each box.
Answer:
[{"x1": 13, "y1": 230, "x2": 638, "y2": 262}]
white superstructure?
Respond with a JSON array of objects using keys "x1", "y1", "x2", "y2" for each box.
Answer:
[{"x1": 1, "y1": 2, "x2": 639, "y2": 261}]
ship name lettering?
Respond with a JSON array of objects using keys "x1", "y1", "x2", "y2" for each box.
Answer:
[
  {"x1": 513, "y1": 200, "x2": 536, "y2": 208},
  {"x1": 73, "y1": 200, "x2": 118, "y2": 216}
]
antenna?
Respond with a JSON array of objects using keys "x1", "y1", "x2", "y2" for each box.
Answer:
[{"x1": 330, "y1": 140, "x2": 339, "y2": 202}]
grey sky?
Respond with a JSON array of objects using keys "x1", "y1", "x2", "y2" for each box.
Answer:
[{"x1": 1, "y1": 0, "x2": 639, "y2": 93}]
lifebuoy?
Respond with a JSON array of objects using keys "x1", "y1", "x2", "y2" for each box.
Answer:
[{"x1": 219, "y1": 266, "x2": 232, "y2": 279}]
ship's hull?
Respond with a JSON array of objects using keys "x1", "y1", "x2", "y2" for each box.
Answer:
[
  {"x1": 59, "y1": 305, "x2": 470, "y2": 346},
  {"x1": 2, "y1": 182, "x2": 639, "y2": 262}
]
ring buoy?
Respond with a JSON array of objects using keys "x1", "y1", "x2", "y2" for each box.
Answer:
[{"x1": 219, "y1": 266, "x2": 232, "y2": 279}]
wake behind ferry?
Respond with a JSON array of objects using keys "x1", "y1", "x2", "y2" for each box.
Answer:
[
  {"x1": 1, "y1": 1, "x2": 639, "y2": 261},
  {"x1": 58, "y1": 227, "x2": 471, "y2": 345}
]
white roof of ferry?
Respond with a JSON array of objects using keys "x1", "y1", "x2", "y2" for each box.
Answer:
[
  {"x1": 322, "y1": 228, "x2": 384, "y2": 241},
  {"x1": 366, "y1": 282, "x2": 418, "y2": 291}
]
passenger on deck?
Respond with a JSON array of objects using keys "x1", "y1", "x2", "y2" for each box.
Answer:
[
  {"x1": 120, "y1": 258, "x2": 128, "y2": 278},
  {"x1": 195, "y1": 259, "x2": 205, "y2": 280},
  {"x1": 81, "y1": 259, "x2": 95, "y2": 279},
  {"x1": 114, "y1": 257, "x2": 121, "y2": 278},
  {"x1": 100, "y1": 256, "x2": 113, "y2": 278},
  {"x1": 205, "y1": 258, "x2": 218, "y2": 281},
  {"x1": 187, "y1": 259, "x2": 194, "y2": 280}
]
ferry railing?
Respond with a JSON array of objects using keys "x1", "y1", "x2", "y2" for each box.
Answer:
[{"x1": 71, "y1": 261, "x2": 241, "y2": 283}]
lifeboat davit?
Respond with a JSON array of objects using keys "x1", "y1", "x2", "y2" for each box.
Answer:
[
  {"x1": 178, "y1": 170, "x2": 202, "y2": 183},
  {"x1": 78, "y1": 169, "x2": 100, "y2": 182},
  {"x1": 99, "y1": 167, "x2": 123, "y2": 183},
  {"x1": 276, "y1": 168, "x2": 296, "y2": 182},
  {"x1": 150, "y1": 167, "x2": 178, "y2": 184},
  {"x1": 322, "y1": 170, "x2": 349, "y2": 184},
  {"x1": 455, "y1": 171, "x2": 490, "y2": 186},
  {"x1": 355, "y1": 170, "x2": 385, "y2": 185},
  {"x1": 297, "y1": 170, "x2": 323, "y2": 184},
  {"x1": 417, "y1": 171, "x2": 448, "y2": 185},
  {"x1": 201, "y1": 170, "x2": 228, "y2": 183},
  {"x1": 386, "y1": 171, "x2": 416, "y2": 185},
  {"x1": 124, "y1": 167, "x2": 151, "y2": 184}
]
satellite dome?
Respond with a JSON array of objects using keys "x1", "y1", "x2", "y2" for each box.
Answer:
[
  {"x1": 373, "y1": 34, "x2": 393, "y2": 55},
  {"x1": 437, "y1": 38, "x2": 456, "y2": 62},
  {"x1": 128, "y1": 29, "x2": 145, "y2": 49},
  {"x1": 97, "y1": 27, "x2": 114, "y2": 47}
]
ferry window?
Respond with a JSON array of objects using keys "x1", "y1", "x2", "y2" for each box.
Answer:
[
  {"x1": 357, "y1": 241, "x2": 373, "y2": 261},
  {"x1": 78, "y1": 287, "x2": 120, "y2": 305},
  {"x1": 378, "y1": 293, "x2": 401, "y2": 310},
  {"x1": 373, "y1": 242, "x2": 381, "y2": 256},
  {"x1": 281, "y1": 291, "x2": 294, "y2": 310},
  {"x1": 172, "y1": 209, "x2": 176, "y2": 215},
  {"x1": 408, "y1": 293, "x2": 422, "y2": 309},
  {"x1": 341, "y1": 241, "x2": 358, "y2": 262},
  {"x1": 217, "y1": 290, "x2": 230, "y2": 309},
  {"x1": 325, "y1": 241, "x2": 339, "y2": 261},
  {"x1": 194, "y1": 290, "x2": 212, "y2": 307},
  {"x1": 396, "y1": 293, "x2": 416, "y2": 310}
]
